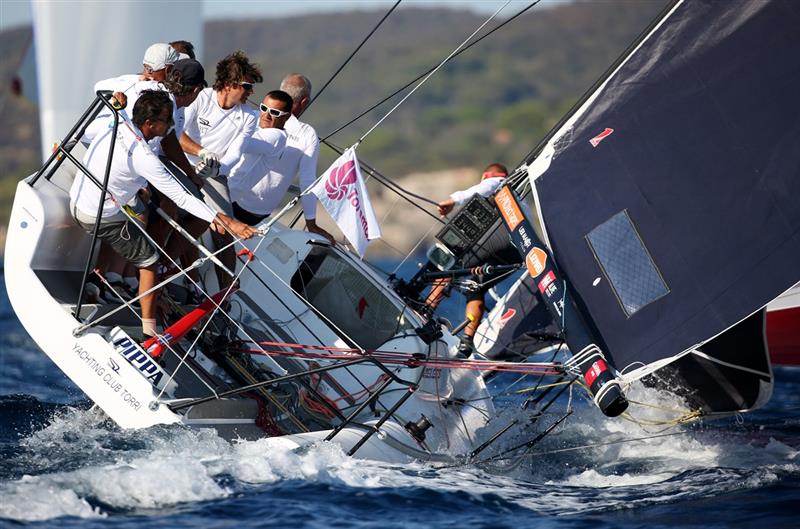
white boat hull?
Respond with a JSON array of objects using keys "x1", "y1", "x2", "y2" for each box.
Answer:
[{"x1": 5, "y1": 166, "x2": 495, "y2": 461}]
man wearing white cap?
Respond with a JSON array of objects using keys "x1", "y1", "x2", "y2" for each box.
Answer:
[
  {"x1": 94, "y1": 43, "x2": 179, "y2": 97},
  {"x1": 87, "y1": 52, "x2": 202, "y2": 186},
  {"x1": 142, "y1": 42, "x2": 179, "y2": 82}
]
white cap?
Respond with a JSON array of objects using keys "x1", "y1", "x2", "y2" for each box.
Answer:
[{"x1": 143, "y1": 43, "x2": 179, "y2": 71}]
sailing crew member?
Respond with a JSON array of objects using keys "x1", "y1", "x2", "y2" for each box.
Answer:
[
  {"x1": 69, "y1": 90, "x2": 257, "y2": 340},
  {"x1": 93, "y1": 43, "x2": 179, "y2": 96},
  {"x1": 216, "y1": 91, "x2": 291, "y2": 225},
  {"x1": 274, "y1": 73, "x2": 335, "y2": 244},
  {"x1": 429, "y1": 163, "x2": 512, "y2": 358},
  {"x1": 87, "y1": 53, "x2": 205, "y2": 191},
  {"x1": 180, "y1": 50, "x2": 263, "y2": 212},
  {"x1": 170, "y1": 40, "x2": 196, "y2": 60},
  {"x1": 82, "y1": 56, "x2": 208, "y2": 301},
  {"x1": 179, "y1": 51, "x2": 262, "y2": 286}
]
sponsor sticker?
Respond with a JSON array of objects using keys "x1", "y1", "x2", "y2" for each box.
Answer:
[
  {"x1": 537, "y1": 270, "x2": 557, "y2": 297},
  {"x1": 584, "y1": 359, "x2": 608, "y2": 387},
  {"x1": 589, "y1": 127, "x2": 614, "y2": 147},
  {"x1": 498, "y1": 308, "x2": 517, "y2": 329},
  {"x1": 526, "y1": 247, "x2": 548, "y2": 278},
  {"x1": 495, "y1": 186, "x2": 523, "y2": 231}
]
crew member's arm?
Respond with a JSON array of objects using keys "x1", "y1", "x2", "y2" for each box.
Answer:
[
  {"x1": 141, "y1": 150, "x2": 257, "y2": 240},
  {"x1": 179, "y1": 131, "x2": 202, "y2": 157},
  {"x1": 439, "y1": 178, "x2": 506, "y2": 217},
  {"x1": 179, "y1": 97, "x2": 218, "y2": 163},
  {"x1": 218, "y1": 129, "x2": 286, "y2": 175},
  {"x1": 162, "y1": 130, "x2": 203, "y2": 188}
]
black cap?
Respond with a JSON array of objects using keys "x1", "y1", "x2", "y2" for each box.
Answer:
[{"x1": 172, "y1": 59, "x2": 207, "y2": 88}]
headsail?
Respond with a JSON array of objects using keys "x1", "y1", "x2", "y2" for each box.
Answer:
[{"x1": 525, "y1": 0, "x2": 800, "y2": 413}]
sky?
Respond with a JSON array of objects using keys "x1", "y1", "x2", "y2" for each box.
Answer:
[{"x1": 0, "y1": 0, "x2": 553, "y2": 31}]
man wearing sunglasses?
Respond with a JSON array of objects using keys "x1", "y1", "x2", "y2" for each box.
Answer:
[
  {"x1": 93, "y1": 43, "x2": 179, "y2": 97},
  {"x1": 269, "y1": 73, "x2": 335, "y2": 244},
  {"x1": 179, "y1": 51, "x2": 263, "y2": 287},
  {"x1": 216, "y1": 91, "x2": 293, "y2": 224},
  {"x1": 180, "y1": 50, "x2": 263, "y2": 194}
]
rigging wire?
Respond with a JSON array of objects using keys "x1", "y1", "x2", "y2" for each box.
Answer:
[
  {"x1": 321, "y1": 0, "x2": 542, "y2": 142},
  {"x1": 229, "y1": 343, "x2": 564, "y2": 376},
  {"x1": 306, "y1": 0, "x2": 403, "y2": 111},
  {"x1": 474, "y1": 430, "x2": 691, "y2": 465},
  {"x1": 290, "y1": 3, "x2": 543, "y2": 230},
  {"x1": 356, "y1": 1, "x2": 512, "y2": 146}
]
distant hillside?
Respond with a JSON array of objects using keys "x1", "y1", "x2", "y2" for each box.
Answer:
[
  {"x1": 205, "y1": 1, "x2": 667, "y2": 173},
  {"x1": 0, "y1": 0, "x2": 668, "y2": 230}
]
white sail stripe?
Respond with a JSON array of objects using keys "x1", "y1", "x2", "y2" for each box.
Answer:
[{"x1": 689, "y1": 351, "x2": 772, "y2": 380}]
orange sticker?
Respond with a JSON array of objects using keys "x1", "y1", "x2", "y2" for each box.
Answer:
[
  {"x1": 495, "y1": 186, "x2": 523, "y2": 231},
  {"x1": 526, "y1": 247, "x2": 548, "y2": 278}
]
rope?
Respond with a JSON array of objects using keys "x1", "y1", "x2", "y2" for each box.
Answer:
[
  {"x1": 356, "y1": 1, "x2": 512, "y2": 145},
  {"x1": 228, "y1": 340, "x2": 563, "y2": 376},
  {"x1": 322, "y1": 0, "x2": 542, "y2": 141},
  {"x1": 306, "y1": 0, "x2": 403, "y2": 110},
  {"x1": 473, "y1": 430, "x2": 691, "y2": 464}
]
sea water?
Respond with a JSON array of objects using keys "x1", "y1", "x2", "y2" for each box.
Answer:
[{"x1": 1, "y1": 273, "x2": 798, "y2": 528}]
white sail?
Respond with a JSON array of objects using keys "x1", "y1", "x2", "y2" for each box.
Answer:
[{"x1": 32, "y1": 0, "x2": 202, "y2": 160}]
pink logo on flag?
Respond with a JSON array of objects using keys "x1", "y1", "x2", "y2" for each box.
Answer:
[
  {"x1": 324, "y1": 160, "x2": 357, "y2": 200},
  {"x1": 310, "y1": 147, "x2": 381, "y2": 257}
]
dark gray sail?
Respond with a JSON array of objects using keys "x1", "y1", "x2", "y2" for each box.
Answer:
[{"x1": 524, "y1": 0, "x2": 800, "y2": 413}]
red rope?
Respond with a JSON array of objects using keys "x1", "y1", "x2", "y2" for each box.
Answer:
[
  {"x1": 250, "y1": 392, "x2": 285, "y2": 436},
  {"x1": 228, "y1": 341, "x2": 562, "y2": 376}
]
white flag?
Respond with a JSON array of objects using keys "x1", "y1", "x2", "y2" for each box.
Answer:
[{"x1": 310, "y1": 147, "x2": 381, "y2": 257}]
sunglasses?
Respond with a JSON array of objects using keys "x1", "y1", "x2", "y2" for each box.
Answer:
[
  {"x1": 260, "y1": 103, "x2": 290, "y2": 118},
  {"x1": 239, "y1": 81, "x2": 254, "y2": 91}
]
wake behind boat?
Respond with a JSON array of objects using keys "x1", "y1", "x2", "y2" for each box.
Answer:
[{"x1": 5, "y1": 0, "x2": 800, "y2": 466}]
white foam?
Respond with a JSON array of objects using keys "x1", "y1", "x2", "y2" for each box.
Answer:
[
  {"x1": 3, "y1": 409, "x2": 391, "y2": 521},
  {"x1": 4, "y1": 383, "x2": 799, "y2": 521},
  {"x1": 0, "y1": 477, "x2": 105, "y2": 521},
  {"x1": 227, "y1": 438, "x2": 383, "y2": 487}
]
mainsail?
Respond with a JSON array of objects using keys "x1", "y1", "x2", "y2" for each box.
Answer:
[{"x1": 480, "y1": 0, "x2": 800, "y2": 415}]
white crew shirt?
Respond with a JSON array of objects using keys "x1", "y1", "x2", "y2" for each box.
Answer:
[
  {"x1": 264, "y1": 116, "x2": 319, "y2": 220},
  {"x1": 182, "y1": 88, "x2": 258, "y2": 164},
  {"x1": 218, "y1": 127, "x2": 288, "y2": 214},
  {"x1": 70, "y1": 122, "x2": 216, "y2": 223},
  {"x1": 450, "y1": 176, "x2": 507, "y2": 205},
  {"x1": 85, "y1": 78, "x2": 182, "y2": 153},
  {"x1": 94, "y1": 74, "x2": 140, "y2": 94}
]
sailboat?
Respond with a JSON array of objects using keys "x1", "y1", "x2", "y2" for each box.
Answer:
[
  {"x1": 5, "y1": 0, "x2": 799, "y2": 464},
  {"x1": 477, "y1": 0, "x2": 800, "y2": 417},
  {"x1": 766, "y1": 284, "x2": 800, "y2": 366}
]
